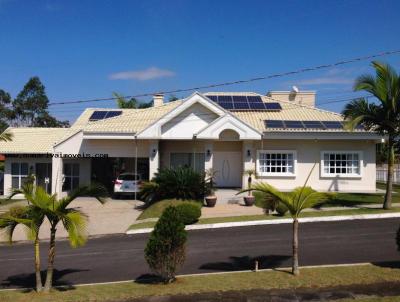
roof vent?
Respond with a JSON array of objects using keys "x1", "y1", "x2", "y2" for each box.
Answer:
[{"x1": 153, "y1": 94, "x2": 164, "y2": 107}]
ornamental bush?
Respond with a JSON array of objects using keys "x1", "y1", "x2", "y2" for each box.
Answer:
[
  {"x1": 175, "y1": 202, "x2": 202, "y2": 225},
  {"x1": 144, "y1": 206, "x2": 187, "y2": 283},
  {"x1": 140, "y1": 167, "x2": 205, "y2": 204}
]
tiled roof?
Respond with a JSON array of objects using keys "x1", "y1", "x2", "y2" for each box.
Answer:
[
  {"x1": 0, "y1": 127, "x2": 70, "y2": 154},
  {"x1": 74, "y1": 101, "x2": 182, "y2": 133}
]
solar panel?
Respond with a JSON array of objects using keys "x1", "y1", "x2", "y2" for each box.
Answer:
[
  {"x1": 89, "y1": 110, "x2": 122, "y2": 121},
  {"x1": 207, "y1": 95, "x2": 218, "y2": 102},
  {"x1": 218, "y1": 95, "x2": 233, "y2": 103},
  {"x1": 234, "y1": 102, "x2": 250, "y2": 110},
  {"x1": 232, "y1": 96, "x2": 248, "y2": 103},
  {"x1": 105, "y1": 111, "x2": 122, "y2": 119},
  {"x1": 284, "y1": 120, "x2": 305, "y2": 128},
  {"x1": 265, "y1": 120, "x2": 285, "y2": 128},
  {"x1": 322, "y1": 121, "x2": 343, "y2": 129},
  {"x1": 264, "y1": 103, "x2": 282, "y2": 111},
  {"x1": 247, "y1": 96, "x2": 263, "y2": 103},
  {"x1": 89, "y1": 111, "x2": 108, "y2": 121},
  {"x1": 303, "y1": 121, "x2": 325, "y2": 129},
  {"x1": 250, "y1": 102, "x2": 267, "y2": 110},
  {"x1": 218, "y1": 102, "x2": 234, "y2": 110}
]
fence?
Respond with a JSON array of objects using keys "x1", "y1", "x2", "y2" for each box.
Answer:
[{"x1": 376, "y1": 168, "x2": 400, "y2": 184}]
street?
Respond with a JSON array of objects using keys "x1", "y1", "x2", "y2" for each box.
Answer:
[{"x1": 0, "y1": 218, "x2": 399, "y2": 289}]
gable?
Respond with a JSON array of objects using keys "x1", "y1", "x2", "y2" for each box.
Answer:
[{"x1": 161, "y1": 103, "x2": 219, "y2": 138}]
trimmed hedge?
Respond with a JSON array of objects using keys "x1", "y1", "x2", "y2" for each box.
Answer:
[{"x1": 175, "y1": 202, "x2": 202, "y2": 225}]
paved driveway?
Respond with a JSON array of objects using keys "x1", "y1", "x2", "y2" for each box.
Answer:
[{"x1": 0, "y1": 197, "x2": 143, "y2": 242}]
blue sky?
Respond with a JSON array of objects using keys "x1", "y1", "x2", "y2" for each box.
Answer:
[{"x1": 1, "y1": 0, "x2": 400, "y2": 123}]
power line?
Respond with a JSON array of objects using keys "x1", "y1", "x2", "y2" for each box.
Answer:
[{"x1": 48, "y1": 49, "x2": 400, "y2": 107}]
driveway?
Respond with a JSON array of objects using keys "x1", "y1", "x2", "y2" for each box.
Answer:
[{"x1": 0, "y1": 197, "x2": 143, "y2": 242}]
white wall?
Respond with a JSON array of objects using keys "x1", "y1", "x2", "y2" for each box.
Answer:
[
  {"x1": 252, "y1": 139, "x2": 376, "y2": 192},
  {"x1": 161, "y1": 103, "x2": 218, "y2": 139}
]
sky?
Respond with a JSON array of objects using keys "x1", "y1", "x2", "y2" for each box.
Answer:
[{"x1": 1, "y1": 0, "x2": 400, "y2": 123}]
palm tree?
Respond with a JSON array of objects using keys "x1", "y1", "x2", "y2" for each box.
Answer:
[
  {"x1": 0, "y1": 183, "x2": 108, "y2": 292},
  {"x1": 0, "y1": 130, "x2": 12, "y2": 141},
  {"x1": 39, "y1": 183, "x2": 108, "y2": 292},
  {"x1": 0, "y1": 181, "x2": 45, "y2": 292},
  {"x1": 343, "y1": 61, "x2": 400, "y2": 209},
  {"x1": 240, "y1": 166, "x2": 329, "y2": 275}
]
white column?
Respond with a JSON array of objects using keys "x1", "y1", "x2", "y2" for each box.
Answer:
[
  {"x1": 204, "y1": 141, "x2": 213, "y2": 172},
  {"x1": 51, "y1": 156, "x2": 63, "y2": 196},
  {"x1": 242, "y1": 141, "x2": 255, "y2": 189},
  {"x1": 149, "y1": 140, "x2": 159, "y2": 180}
]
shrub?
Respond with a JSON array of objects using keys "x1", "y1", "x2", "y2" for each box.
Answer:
[
  {"x1": 276, "y1": 202, "x2": 289, "y2": 216},
  {"x1": 175, "y1": 202, "x2": 202, "y2": 225},
  {"x1": 140, "y1": 167, "x2": 205, "y2": 204},
  {"x1": 144, "y1": 206, "x2": 187, "y2": 283}
]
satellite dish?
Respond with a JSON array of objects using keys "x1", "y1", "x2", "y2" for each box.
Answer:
[{"x1": 292, "y1": 86, "x2": 299, "y2": 93}]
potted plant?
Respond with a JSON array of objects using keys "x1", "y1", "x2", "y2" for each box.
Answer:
[
  {"x1": 243, "y1": 169, "x2": 256, "y2": 206},
  {"x1": 204, "y1": 168, "x2": 217, "y2": 207}
]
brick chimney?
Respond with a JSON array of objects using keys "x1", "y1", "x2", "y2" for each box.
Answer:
[
  {"x1": 267, "y1": 89, "x2": 316, "y2": 107},
  {"x1": 153, "y1": 94, "x2": 164, "y2": 107}
]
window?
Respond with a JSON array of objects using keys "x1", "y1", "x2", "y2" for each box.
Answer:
[
  {"x1": 170, "y1": 153, "x2": 205, "y2": 173},
  {"x1": 321, "y1": 151, "x2": 362, "y2": 177},
  {"x1": 62, "y1": 163, "x2": 80, "y2": 191},
  {"x1": 11, "y1": 162, "x2": 29, "y2": 189},
  {"x1": 257, "y1": 150, "x2": 296, "y2": 177}
]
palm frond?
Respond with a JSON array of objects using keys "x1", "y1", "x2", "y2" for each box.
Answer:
[
  {"x1": 62, "y1": 209, "x2": 88, "y2": 248},
  {"x1": 57, "y1": 183, "x2": 108, "y2": 211},
  {"x1": 0, "y1": 131, "x2": 13, "y2": 142}
]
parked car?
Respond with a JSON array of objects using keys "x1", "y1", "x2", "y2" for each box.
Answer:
[{"x1": 113, "y1": 173, "x2": 142, "y2": 198}]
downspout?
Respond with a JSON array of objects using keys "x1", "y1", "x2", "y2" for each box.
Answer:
[{"x1": 193, "y1": 135, "x2": 197, "y2": 171}]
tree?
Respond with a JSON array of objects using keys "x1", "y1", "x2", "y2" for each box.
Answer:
[
  {"x1": 113, "y1": 92, "x2": 152, "y2": 109},
  {"x1": 343, "y1": 61, "x2": 400, "y2": 209},
  {"x1": 241, "y1": 166, "x2": 329, "y2": 276},
  {"x1": 13, "y1": 77, "x2": 49, "y2": 126},
  {"x1": 33, "y1": 111, "x2": 69, "y2": 128},
  {"x1": 1, "y1": 183, "x2": 108, "y2": 292},
  {"x1": 0, "y1": 180, "x2": 45, "y2": 291},
  {"x1": 145, "y1": 206, "x2": 187, "y2": 283},
  {"x1": 0, "y1": 90, "x2": 13, "y2": 132}
]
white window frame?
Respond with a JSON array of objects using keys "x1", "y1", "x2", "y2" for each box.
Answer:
[
  {"x1": 256, "y1": 150, "x2": 297, "y2": 177},
  {"x1": 11, "y1": 162, "x2": 29, "y2": 189},
  {"x1": 320, "y1": 151, "x2": 363, "y2": 178}
]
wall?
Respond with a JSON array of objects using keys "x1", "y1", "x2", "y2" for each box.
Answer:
[
  {"x1": 252, "y1": 139, "x2": 376, "y2": 192},
  {"x1": 267, "y1": 91, "x2": 316, "y2": 107}
]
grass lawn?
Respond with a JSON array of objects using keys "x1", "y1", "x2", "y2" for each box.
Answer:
[
  {"x1": 128, "y1": 206, "x2": 400, "y2": 231},
  {"x1": 0, "y1": 198, "x2": 25, "y2": 207},
  {"x1": 0, "y1": 264, "x2": 399, "y2": 302},
  {"x1": 137, "y1": 199, "x2": 202, "y2": 220}
]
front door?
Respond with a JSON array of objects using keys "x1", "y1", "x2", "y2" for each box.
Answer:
[
  {"x1": 213, "y1": 152, "x2": 242, "y2": 187},
  {"x1": 36, "y1": 163, "x2": 52, "y2": 193}
]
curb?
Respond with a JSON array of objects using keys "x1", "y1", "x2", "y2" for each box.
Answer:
[{"x1": 126, "y1": 212, "x2": 400, "y2": 234}]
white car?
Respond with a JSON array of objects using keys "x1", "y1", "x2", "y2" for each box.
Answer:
[{"x1": 113, "y1": 173, "x2": 142, "y2": 198}]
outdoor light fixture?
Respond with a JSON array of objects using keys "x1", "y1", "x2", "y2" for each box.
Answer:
[
  {"x1": 152, "y1": 149, "x2": 157, "y2": 155},
  {"x1": 247, "y1": 149, "x2": 251, "y2": 157},
  {"x1": 207, "y1": 149, "x2": 211, "y2": 157}
]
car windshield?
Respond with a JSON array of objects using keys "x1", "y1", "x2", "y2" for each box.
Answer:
[{"x1": 118, "y1": 174, "x2": 140, "y2": 181}]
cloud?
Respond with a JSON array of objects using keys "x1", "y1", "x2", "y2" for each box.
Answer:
[{"x1": 109, "y1": 67, "x2": 175, "y2": 81}]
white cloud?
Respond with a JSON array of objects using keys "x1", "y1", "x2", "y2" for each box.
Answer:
[{"x1": 109, "y1": 67, "x2": 175, "y2": 81}]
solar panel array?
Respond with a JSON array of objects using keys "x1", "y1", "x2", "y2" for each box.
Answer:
[
  {"x1": 264, "y1": 120, "x2": 364, "y2": 130},
  {"x1": 89, "y1": 110, "x2": 122, "y2": 121},
  {"x1": 207, "y1": 95, "x2": 282, "y2": 111}
]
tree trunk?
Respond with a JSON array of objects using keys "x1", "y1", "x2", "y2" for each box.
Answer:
[
  {"x1": 44, "y1": 225, "x2": 56, "y2": 292},
  {"x1": 34, "y1": 236, "x2": 43, "y2": 292},
  {"x1": 384, "y1": 138, "x2": 395, "y2": 210},
  {"x1": 292, "y1": 218, "x2": 299, "y2": 276}
]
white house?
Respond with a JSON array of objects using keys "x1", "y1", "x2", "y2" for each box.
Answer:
[{"x1": 0, "y1": 90, "x2": 382, "y2": 197}]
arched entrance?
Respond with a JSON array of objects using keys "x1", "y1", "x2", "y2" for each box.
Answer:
[{"x1": 213, "y1": 129, "x2": 242, "y2": 188}]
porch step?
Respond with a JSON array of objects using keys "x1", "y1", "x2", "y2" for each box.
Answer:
[{"x1": 215, "y1": 189, "x2": 246, "y2": 205}]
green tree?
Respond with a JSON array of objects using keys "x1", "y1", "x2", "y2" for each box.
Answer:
[
  {"x1": 145, "y1": 206, "x2": 187, "y2": 283},
  {"x1": 343, "y1": 61, "x2": 400, "y2": 209},
  {"x1": 1, "y1": 183, "x2": 108, "y2": 292},
  {"x1": 113, "y1": 92, "x2": 152, "y2": 109},
  {"x1": 241, "y1": 166, "x2": 329, "y2": 276}
]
